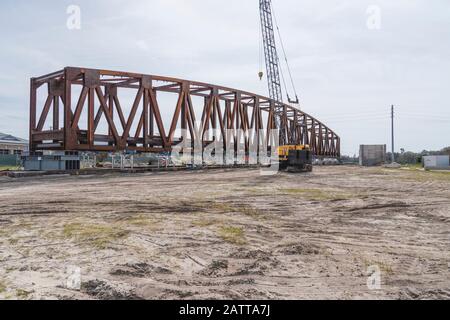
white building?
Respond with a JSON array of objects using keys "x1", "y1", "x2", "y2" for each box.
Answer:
[
  {"x1": 0, "y1": 132, "x2": 29, "y2": 155},
  {"x1": 423, "y1": 155, "x2": 450, "y2": 170}
]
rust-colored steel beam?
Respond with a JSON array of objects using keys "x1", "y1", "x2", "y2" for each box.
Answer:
[{"x1": 29, "y1": 67, "x2": 340, "y2": 157}]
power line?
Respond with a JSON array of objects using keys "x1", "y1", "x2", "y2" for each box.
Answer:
[
  {"x1": 318, "y1": 113, "x2": 389, "y2": 119},
  {"x1": 324, "y1": 117, "x2": 390, "y2": 123},
  {"x1": 304, "y1": 110, "x2": 450, "y2": 121}
]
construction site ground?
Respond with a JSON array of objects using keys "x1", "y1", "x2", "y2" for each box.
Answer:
[{"x1": 0, "y1": 166, "x2": 449, "y2": 300}]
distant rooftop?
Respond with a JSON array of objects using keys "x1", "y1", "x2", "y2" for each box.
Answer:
[{"x1": 0, "y1": 132, "x2": 28, "y2": 144}]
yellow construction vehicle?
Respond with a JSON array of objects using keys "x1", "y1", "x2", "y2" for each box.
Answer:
[
  {"x1": 259, "y1": 2, "x2": 313, "y2": 173},
  {"x1": 278, "y1": 145, "x2": 313, "y2": 172}
]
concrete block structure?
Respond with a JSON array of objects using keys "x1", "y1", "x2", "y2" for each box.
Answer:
[{"x1": 359, "y1": 145, "x2": 387, "y2": 167}]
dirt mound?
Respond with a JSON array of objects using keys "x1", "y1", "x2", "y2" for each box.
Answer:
[
  {"x1": 399, "y1": 287, "x2": 450, "y2": 300},
  {"x1": 110, "y1": 263, "x2": 173, "y2": 278},
  {"x1": 277, "y1": 243, "x2": 321, "y2": 255},
  {"x1": 198, "y1": 260, "x2": 229, "y2": 277},
  {"x1": 81, "y1": 280, "x2": 142, "y2": 300},
  {"x1": 233, "y1": 256, "x2": 281, "y2": 276},
  {"x1": 229, "y1": 249, "x2": 271, "y2": 260}
]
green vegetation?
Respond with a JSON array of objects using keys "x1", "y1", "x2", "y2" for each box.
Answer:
[
  {"x1": 0, "y1": 165, "x2": 19, "y2": 171},
  {"x1": 0, "y1": 281, "x2": 6, "y2": 293},
  {"x1": 207, "y1": 202, "x2": 234, "y2": 212},
  {"x1": 237, "y1": 205, "x2": 265, "y2": 218},
  {"x1": 400, "y1": 169, "x2": 450, "y2": 182},
  {"x1": 123, "y1": 215, "x2": 160, "y2": 229},
  {"x1": 395, "y1": 163, "x2": 423, "y2": 170},
  {"x1": 0, "y1": 229, "x2": 10, "y2": 238},
  {"x1": 363, "y1": 259, "x2": 394, "y2": 275},
  {"x1": 192, "y1": 218, "x2": 219, "y2": 227},
  {"x1": 5, "y1": 267, "x2": 16, "y2": 273},
  {"x1": 62, "y1": 223, "x2": 129, "y2": 249},
  {"x1": 388, "y1": 146, "x2": 450, "y2": 165},
  {"x1": 16, "y1": 289, "x2": 32, "y2": 299},
  {"x1": 218, "y1": 226, "x2": 247, "y2": 245}
]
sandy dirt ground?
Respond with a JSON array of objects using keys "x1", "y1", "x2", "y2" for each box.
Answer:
[{"x1": 0, "y1": 166, "x2": 449, "y2": 300}]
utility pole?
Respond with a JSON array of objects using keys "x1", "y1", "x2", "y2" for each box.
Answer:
[{"x1": 391, "y1": 105, "x2": 395, "y2": 163}]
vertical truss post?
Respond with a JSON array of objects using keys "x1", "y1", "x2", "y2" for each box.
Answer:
[{"x1": 29, "y1": 78, "x2": 37, "y2": 152}]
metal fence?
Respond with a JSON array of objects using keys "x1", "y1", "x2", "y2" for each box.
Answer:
[{"x1": 0, "y1": 154, "x2": 19, "y2": 166}]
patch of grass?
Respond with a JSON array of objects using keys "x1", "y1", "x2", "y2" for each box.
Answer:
[
  {"x1": 0, "y1": 281, "x2": 6, "y2": 293},
  {"x1": 0, "y1": 230, "x2": 10, "y2": 238},
  {"x1": 16, "y1": 289, "x2": 32, "y2": 299},
  {"x1": 8, "y1": 238, "x2": 19, "y2": 245},
  {"x1": 429, "y1": 171, "x2": 450, "y2": 180},
  {"x1": 208, "y1": 202, "x2": 235, "y2": 212},
  {"x1": 281, "y1": 188, "x2": 356, "y2": 201},
  {"x1": 399, "y1": 169, "x2": 450, "y2": 182},
  {"x1": 62, "y1": 223, "x2": 129, "y2": 249},
  {"x1": 402, "y1": 163, "x2": 423, "y2": 169},
  {"x1": 123, "y1": 215, "x2": 160, "y2": 229},
  {"x1": 192, "y1": 218, "x2": 219, "y2": 228},
  {"x1": 0, "y1": 165, "x2": 19, "y2": 171},
  {"x1": 236, "y1": 205, "x2": 265, "y2": 219},
  {"x1": 363, "y1": 259, "x2": 394, "y2": 275},
  {"x1": 218, "y1": 226, "x2": 247, "y2": 245},
  {"x1": 0, "y1": 223, "x2": 32, "y2": 239},
  {"x1": 5, "y1": 267, "x2": 16, "y2": 273}
]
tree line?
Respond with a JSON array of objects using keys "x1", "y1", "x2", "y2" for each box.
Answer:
[{"x1": 388, "y1": 146, "x2": 450, "y2": 165}]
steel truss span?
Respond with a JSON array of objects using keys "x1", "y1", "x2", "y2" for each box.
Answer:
[{"x1": 29, "y1": 67, "x2": 340, "y2": 157}]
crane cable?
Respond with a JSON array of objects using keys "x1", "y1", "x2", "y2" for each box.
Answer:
[
  {"x1": 270, "y1": 1, "x2": 299, "y2": 103},
  {"x1": 259, "y1": 20, "x2": 264, "y2": 80}
]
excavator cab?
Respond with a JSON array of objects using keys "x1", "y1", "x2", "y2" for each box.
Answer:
[{"x1": 278, "y1": 145, "x2": 313, "y2": 172}]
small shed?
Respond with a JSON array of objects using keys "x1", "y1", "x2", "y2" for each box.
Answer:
[{"x1": 423, "y1": 155, "x2": 450, "y2": 170}]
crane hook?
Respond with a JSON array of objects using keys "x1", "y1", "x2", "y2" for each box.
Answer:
[{"x1": 258, "y1": 71, "x2": 264, "y2": 80}]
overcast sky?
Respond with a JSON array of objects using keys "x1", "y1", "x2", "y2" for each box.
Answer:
[{"x1": 0, "y1": 0, "x2": 449, "y2": 155}]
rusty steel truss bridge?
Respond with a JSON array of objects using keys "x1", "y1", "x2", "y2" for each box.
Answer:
[{"x1": 29, "y1": 67, "x2": 340, "y2": 158}]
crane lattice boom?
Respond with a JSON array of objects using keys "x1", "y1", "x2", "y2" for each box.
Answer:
[
  {"x1": 259, "y1": 0, "x2": 286, "y2": 144},
  {"x1": 259, "y1": 0, "x2": 283, "y2": 104}
]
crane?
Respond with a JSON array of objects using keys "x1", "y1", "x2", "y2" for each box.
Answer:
[
  {"x1": 259, "y1": 0, "x2": 312, "y2": 172},
  {"x1": 259, "y1": 1, "x2": 299, "y2": 114},
  {"x1": 259, "y1": 0, "x2": 299, "y2": 145},
  {"x1": 259, "y1": 0, "x2": 283, "y2": 103}
]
